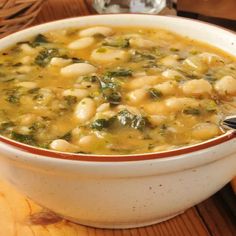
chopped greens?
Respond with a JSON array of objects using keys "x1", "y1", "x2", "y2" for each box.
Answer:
[
  {"x1": 99, "y1": 70, "x2": 130, "y2": 105},
  {"x1": 105, "y1": 69, "x2": 132, "y2": 78},
  {"x1": 5, "y1": 89, "x2": 21, "y2": 104},
  {"x1": 0, "y1": 121, "x2": 15, "y2": 132},
  {"x1": 205, "y1": 100, "x2": 217, "y2": 112},
  {"x1": 82, "y1": 75, "x2": 99, "y2": 83},
  {"x1": 117, "y1": 109, "x2": 147, "y2": 130},
  {"x1": 204, "y1": 74, "x2": 217, "y2": 83},
  {"x1": 183, "y1": 107, "x2": 201, "y2": 115},
  {"x1": 31, "y1": 34, "x2": 50, "y2": 47},
  {"x1": 29, "y1": 122, "x2": 46, "y2": 132},
  {"x1": 64, "y1": 96, "x2": 78, "y2": 106},
  {"x1": 103, "y1": 90, "x2": 122, "y2": 105},
  {"x1": 60, "y1": 131, "x2": 72, "y2": 141},
  {"x1": 148, "y1": 88, "x2": 162, "y2": 100},
  {"x1": 103, "y1": 37, "x2": 130, "y2": 48},
  {"x1": 91, "y1": 119, "x2": 111, "y2": 131},
  {"x1": 131, "y1": 50, "x2": 156, "y2": 62},
  {"x1": 11, "y1": 131, "x2": 36, "y2": 145},
  {"x1": 35, "y1": 48, "x2": 59, "y2": 67}
]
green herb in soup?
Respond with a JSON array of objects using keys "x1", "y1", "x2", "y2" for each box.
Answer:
[{"x1": 0, "y1": 26, "x2": 236, "y2": 155}]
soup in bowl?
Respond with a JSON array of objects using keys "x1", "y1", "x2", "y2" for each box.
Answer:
[{"x1": 0, "y1": 14, "x2": 235, "y2": 228}]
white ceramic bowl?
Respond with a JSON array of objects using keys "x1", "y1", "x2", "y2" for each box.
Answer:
[{"x1": 0, "y1": 14, "x2": 236, "y2": 229}]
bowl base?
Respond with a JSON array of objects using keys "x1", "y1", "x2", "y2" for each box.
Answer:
[{"x1": 60, "y1": 211, "x2": 185, "y2": 229}]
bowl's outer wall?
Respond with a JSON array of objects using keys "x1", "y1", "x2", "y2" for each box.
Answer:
[
  {"x1": 0, "y1": 15, "x2": 236, "y2": 228},
  {"x1": 0, "y1": 150, "x2": 235, "y2": 228}
]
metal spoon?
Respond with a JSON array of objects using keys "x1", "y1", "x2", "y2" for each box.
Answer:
[{"x1": 221, "y1": 115, "x2": 236, "y2": 130}]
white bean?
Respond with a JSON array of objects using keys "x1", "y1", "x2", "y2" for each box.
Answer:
[
  {"x1": 162, "y1": 69, "x2": 184, "y2": 80},
  {"x1": 127, "y1": 76, "x2": 160, "y2": 90},
  {"x1": 17, "y1": 127, "x2": 31, "y2": 135},
  {"x1": 36, "y1": 88, "x2": 54, "y2": 105},
  {"x1": 17, "y1": 81, "x2": 38, "y2": 89},
  {"x1": 91, "y1": 48, "x2": 128, "y2": 63},
  {"x1": 21, "y1": 56, "x2": 32, "y2": 64},
  {"x1": 50, "y1": 57, "x2": 72, "y2": 66},
  {"x1": 96, "y1": 110, "x2": 116, "y2": 119},
  {"x1": 127, "y1": 88, "x2": 147, "y2": 105},
  {"x1": 199, "y1": 52, "x2": 223, "y2": 65},
  {"x1": 17, "y1": 66, "x2": 32, "y2": 73},
  {"x1": 18, "y1": 114, "x2": 37, "y2": 126},
  {"x1": 74, "y1": 98, "x2": 96, "y2": 123},
  {"x1": 62, "y1": 89, "x2": 89, "y2": 99},
  {"x1": 79, "y1": 26, "x2": 113, "y2": 37},
  {"x1": 165, "y1": 97, "x2": 199, "y2": 112},
  {"x1": 116, "y1": 105, "x2": 141, "y2": 115},
  {"x1": 96, "y1": 103, "x2": 110, "y2": 112},
  {"x1": 68, "y1": 37, "x2": 95, "y2": 49},
  {"x1": 154, "y1": 81, "x2": 178, "y2": 95},
  {"x1": 78, "y1": 135, "x2": 98, "y2": 151},
  {"x1": 144, "y1": 102, "x2": 168, "y2": 115},
  {"x1": 214, "y1": 75, "x2": 236, "y2": 96},
  {"x1": 192, "y1": 123, "x2": 220, "y2": 140},
  {"x1": 132, "y1": 71, "x2": 147, "y2": 77},
  {"x1": 183, "y1": 56, "x2": 208, "y2": 74},
  {"x1": 61, "y1": 63, "x2": 97, "y2": 77},
  {"x1": 182, "y1": 79, "x2": 212, "y2": 96},
  {"x1": 129, "y1": 38, "x2": 156, "y2": 49},
  {"x1": 148, "y1": 115, "x2": 167, "y2": 126},
  {"x1": 20, "y1": 44, "x2": 35, "y2": 54},
  {"x1": 50, "y1": 139, "x2": 79, "y2": 152},
  {"x1": 160, "y1": 55, "x2": 179, "y2": 67}
]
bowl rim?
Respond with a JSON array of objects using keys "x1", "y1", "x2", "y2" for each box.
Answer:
[
  {"x1": 0, "y1": 14, "x2": 236, "y2": 162},
  {"x1": 0, "y1": 131, "x2": 235, "y2": 162}
]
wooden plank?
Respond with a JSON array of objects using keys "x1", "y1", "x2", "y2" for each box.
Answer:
[
  {"x1": 33, "y1": 0, "x2": 95, "y2": 25},
  {"x1": 196, "y1": 193, "x2": 236, "y2": 236},
  {"x1": 177, "y1": 0, "x2": 236, "y2": 20}
]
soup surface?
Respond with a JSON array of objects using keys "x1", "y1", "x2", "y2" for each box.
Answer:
[{"x1": 0, "y1": 26, "x2": 236, "y2": 155}]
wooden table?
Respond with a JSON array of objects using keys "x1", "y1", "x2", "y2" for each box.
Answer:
[{"x1": 0, "y1": 0, "x2": 235, "y2": 235}]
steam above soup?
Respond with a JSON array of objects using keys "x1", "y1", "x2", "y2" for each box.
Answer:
[{"x1": 0, "y1": 26, "x2": 235, "y2": 155}]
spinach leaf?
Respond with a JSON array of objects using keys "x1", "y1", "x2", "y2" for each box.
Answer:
[
  {"x1": 148, "y1": 88, "x2": 162, "y2": 100},
  {"x1": 31, "y1": 34, "x2": 50, "y2": 47},
  {"x1": 117, "y1": 109, "x2": 134, "y2": 126},
  {"x1": 29, "y1": 122, "x2": 46, "y2": 132},
  {"x1": 35, "y1": 48, "x2": 59, "y2": 67},
  {"x1": 11, "y1": 131, "x2": 36, "y2": 145},
  {"x1": 131, "y1": 50, "x2": 156, "y2": 62},
  {"x1": 0, "y1": 121, "x2": 15, "y2": 132},
  {"x1": 205, "y1": 100, "x2": 217, "y2": 112},
  {"x1": 204, "y1": 74, "x2": 217, "y2": 84},
  {"x1": 0, "y1": 74, "x2": 15, "y2": 83},
  {"x1": 5, "y1": 89, "x2": 21, "y2": 104},
  {"x1": 105, "y1": 69, "x2": 132, "y2": 78},
  {"x1": 103, "y1": 38, "x2": 129, "y2": 48},
  {"x1": 117, "y1": 109, "x2": 147, "y2": 130},
  {"x1": 82, "y1": 75, "x2": 99, "y2": 83},
  {"x1": 130, "y1": 115, "x2": 147, "y2": 131},
  {"x1": 64, "y1": 96, "x2": 78, "y2": 106},
  {"x1": 103, "y1": 90, "x2": 122, "y2": 105},
  {"x1": 91, "y1": 119, "x2": 111, "y2": 131},
  {"x1": 183, "y1": 107, "x2": 201, "y2": 115},
  {"x1": 60, "y1": 131, "x2": 72, "y2": 142}
]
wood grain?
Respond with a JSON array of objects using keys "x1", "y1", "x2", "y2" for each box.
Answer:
[
  {"x1": 0, "y1": 0, "x2": 235, "y2": 235},
  {"x1": 178, "y1": 0, "x2": 236, "y2": 20}
]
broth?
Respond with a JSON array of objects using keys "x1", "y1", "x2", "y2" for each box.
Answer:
[{"x1": 0, "y1": 26, "x2": 235, "y2": 155}]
